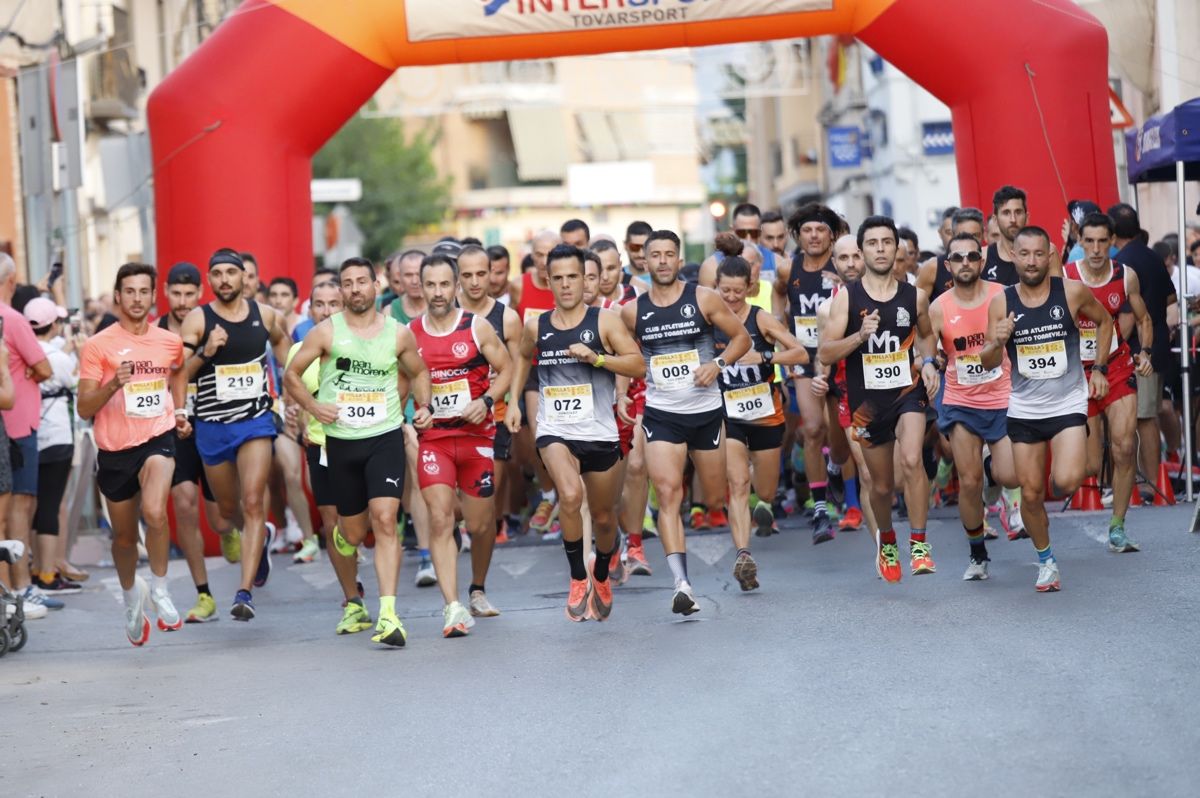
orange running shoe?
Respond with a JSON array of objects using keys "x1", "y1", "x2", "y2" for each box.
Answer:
[
  {"x1": 910, "y1": 540, "x2": 936, "y2": 575},
  {"x1": 566, "y1": 578, "x2": 590, "y2": 622},
  {"x1": 590, "y1": 576, "x2": 613, "y2": 621},
  {"x1": 707, "y1": 509, "x2": 729, "y2": 528},
  {"x1": 530, "y1": 500, "x2": 557, "y2": 532},
  {"x1": 689, "y1": 507, "x2": 709, "y2": 530},
  {"x1": 875, "y1": 532, "x2": 902, "y2": 584},
  {"x1": 838, "y1": 507, "x2": 864, "y2": 531},
  {"x1": 627, "y1": 540, "x2": 652, "y2": 576}
]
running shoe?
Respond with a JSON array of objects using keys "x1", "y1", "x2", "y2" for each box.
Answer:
[
  {"x1": 529, "y1": 499, "x2": 558, "y2": 532},
  {"x1": 150, "y1": 584, "x2": 182, "y2": 631},
  {"x1": 231, "y1": 589, "x2": 255, "y2": 621},
  {"x1": 443, "y1": 601, "x2": 474, "y2": 637},
  {"x1": 1003, "y1": 497, "x2": 1027, "y2": 540},
  {"x1": 962, "y1": 558, "x2": 989, "y2": 581},
  {"x1": 689, "y1": 506, "x2": 709, "y2": 530},
  {"x1": 566, "y1": 578, "x2": 591, "y2": 622},
  {"x1": 910, "y1": 540, "x2": 936, "y2": 575},
  {"x1": 21, "y1": 585, "x2": 63, "y2": 611},
  {"x1": 0, "y1": 539, "x2": 25, "y2": 563},
  {"x1": 1107, "y1": 521, "x2": 1141, "y2": 554},
  {"x1": 838, "y1": 506, "x2": 863, "y2": 531},
  {"x1": 1035, "y1": 559, "x2": 1061, "y2": 592},
  {"x1": 185, "y1": 593, "x2": 218, "y2": 623},
  {"x1": 934, "y1": 458, "x2": 954, "y2": 490},
  {"x1": 671, "y1": 581, "x2": 700, "y2": 616},
  {"x1": 626, "y1": 540, "x2": 652, "y2": 576},
  {"x1": 293, "y1": 536, "x2": 320, "y2": 564},
  {"x1": 812, "y1": 511, "x2": 835, "y2": 545},
  {"x1": 16, "y1": 597, "x2": 47, "y2": 620},
  {"x1": 983, "y1": 521, "x2": 999, "y2": 540},
  {"x1": 414, "y1": 559, "x2": 437, "y2": 588},
  {"x1": 32, "y1": 573, "x2": 82, "y2": 594},
  {"x1": 642, "y1": 509, "x2": 657, "y2": 537},
  {"x1": 608, "y1": 543, "x2": 627, "y2": 586},
  {"x1": 752, "y1": 501, "x2": 774, "y2": 537},
  {"x1": 125, "y1": 577, "x2": 151, "y2": 647},
  {"x1": 253, "y1": 523, "x2": 275, "y2": 588},
  {"x1": 541, "y1": 524, "x2": 563, "y2": 542},
  {"x1": 495, "y1": 524, "x2": 510, "y2": 545},
  {"x1": 875, "y1": 532, "x2": 902, "y2": 584},
  {"x1": 802, "y1": 496, "x2": 816, "y2": 518},
  {"x1": 590, "y1": 577, "x2": 613, "y2": 622},
  {"x1": 827, "y1": 464, "x2": 846, "y2": 506},
  {"x1": 336, "y1": 600, "x2": 372, "y2": 635},
  {"x1": 219, "y1": 529, "x2": 242, "y2": 563},
  {"x1": 373, "y1": 612, "x2": 408, "y2": 646},
  {"x1": 707, "y1": 509, "x2": 729, "y2": 528},
  {"x1": 469, "y1": 589, "x2": 500, "y2": 618},
  {"x1": 732, "y1": 551, "x2": 759, "y2": 592}
]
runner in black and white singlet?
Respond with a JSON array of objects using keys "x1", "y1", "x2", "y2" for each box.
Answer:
[
  {"x1": 621, "y1": 230, "x2": 750, "y2": 616},
  {"x1": 917, "y1": 207, "x2": 987, "y2": 303},
  {"x1": 508, "y1": 244, "x2": 644, "y2": 623},
  {"x1": 819, "y1": 216, "x2": 941, "y2": 585},
  {"x1": 180, "y1": 249, "x2": 291, "y2": 621},
  {"x1": 774, "y1": 203, "x2": 842, "y2": 543},
  {"x1": 981, "y1": 226, "x2": 1114, "y2": 594}
]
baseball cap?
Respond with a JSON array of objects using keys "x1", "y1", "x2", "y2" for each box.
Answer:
[
  {"x1": 166, "y1": 261, "x2": 202, "y2": 286},
  {"x1": 431, "y1": 239, "x2": 463, "y2": 263},
  {"x1": 1067, "y1": 200, "x2": 1102, "y2": 227},
  {"x1": 24, "y1": 296, "x2": 68, "y2": 329}
]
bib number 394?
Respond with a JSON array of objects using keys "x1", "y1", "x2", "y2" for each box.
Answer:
[
  {"x1": 543, "y1": 384, "x2": 594, "y2": 424},
  {"x1": 124, "y1": 379, "x2": 168, "y2": 418},
  {"x1": 1016, "y1": 341, "x2": 1067, "y2": 380},
  {"x1": 432, "y1": 378, "x2": 471, "y2": 419},
  {"x1": 650, "y1": 350, "x2": 700, "y2": 392},
  {"x1": 337, "y1": 390, "x2": 386, "y2": 429},
  {"x1": 723, "y1": 382, "x2": 772, "y2": 421},
  {"x1": 862, "y1": 350, "x2": 911, "y2": 390},
  {"x1": 215, "y1": 362, "x2": 263, "y2": 401}
]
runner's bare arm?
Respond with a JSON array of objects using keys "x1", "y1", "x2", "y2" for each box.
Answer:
[
  {"x1": 595, "y1": 308, "x2": 645, "y2": 379},
  {"x1": 698, "y1": 254, "x2": 718, "y2": 289},
  {"x1": 1048, "y1": 247, "x2": 1064, "y2": 278},
  {"x1": 980, "y1": 292, "x2": 1010, "y2": 370},
  {"x1": 180, "y1": 307, "x2": 215, "y2": 380},
  {"x1": 817, "y1": 290, "x2": 861, "y2": 365},
  {"x1": 1125, "y1": 268, "x2": 1153, "y2": 354},
  {"x1": 505, "y1": 320, "x2": 538, "y2": 433},
  {"x1": 916, "y1": 257, "x2": 937, "y2": 297},
  {"x1": 915, "y1": 290, "x2": 941, "y2": 397},
  {"x1": 755, "y1": 309, "x2": 808, "y2": 367},
  {"x1": 260, "y1": 303, "x2": 291, "y2": 367},
  {"x1": 772, "y1": 259, "x2": 791, "y2": 324},
  {"x1": 474, "y1": 317, "x2": 512, "y2": 402},
  {"x1": 502, "y1": 307, "x2": 523, "y2": 377},
  {"x1": 619, "y1": 297, "x2": 637, "y2": 333},
  {"x1": 700, "y1": 286, "x2": 751, "y2": 365},
  {"x1": 283, "y1": 320, "x2": 337, "y2": 424},
  {"x1": 1068, "y1": 281, "x2": 1114, "y2": 369},
  {"x1": 77, "y1": 354, "x2": 132, "y2": 421}
]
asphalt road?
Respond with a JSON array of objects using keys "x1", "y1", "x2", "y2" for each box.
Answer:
[{"x1": 4, "y1": 502, "x2": 1198, "y2": 798}]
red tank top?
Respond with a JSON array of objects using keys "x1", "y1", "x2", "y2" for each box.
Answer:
[
  {"x1": 516, "y1": 271, "x2": 556, "y2": 326},
  {"x1": 618, "y1": 291, "x2": 646, "y2": 402},
  {"x1": 410, "y1": 310, "x2": 493, "y2": 439},
  {"x1": 1063, "y1": 260, "x2": 1131, "y2": 365}
]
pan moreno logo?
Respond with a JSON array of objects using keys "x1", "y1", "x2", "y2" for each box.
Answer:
[{"x1": 407, "y1": 0, "x2": 833, "y2": 42}]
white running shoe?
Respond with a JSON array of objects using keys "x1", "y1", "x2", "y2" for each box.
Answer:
[
  {"x1": 962, "y1": 559, "x2": 990, "y2": 581},
  {"x1": 0, "y1": 539, "x2": 25, "y2": 563},
  {"x1": 1035, "y1": 559, "x2": 1061, "y2": 592},
  {"x1": 150, "y1": 584, "x2": 183, "y2": 631},
  {"x1": 126, "y1": 577, "x2": 151, "y2": 646},
  {"x1": 468, "y1": 589, "x2": 500, "y2": 617},
  {"x1": 11, "y1": 596, "x2": 47, "y2": 620},
  {"x1": 414, "y1": 560, "x2": 437, "y2": 588},
  {"x1": 671, "y1": 581, "x2": 700, "y2": 616}
]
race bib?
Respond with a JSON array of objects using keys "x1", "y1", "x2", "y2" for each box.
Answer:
[
  {"x1": 185, "y1": 383, "x2": 197, "y2": 416},
  {"x1": 543, "y1": 384, "x2": 594, "y2": 424},
  {"x1": 432, "y1": 378, "x2": 471, "y2": 419},
  {"x1": 723, "y1": 382, "x2": 773, "y2": 421},
  {"x1": 124, "y1": 378, "x2": 168, "y2": 418},
  {"x1": 650, "y1": 350, "x2": 701, "y2": 391},
  {"x1": 862, "y1": 350, "x2": 911, "y2": 390},
  {"x1": 1016, "y1": 340, "x2": 1067, "y2": 380},
  {"x1": 954, "y1": 354, "x2": 1002, "y2": 386},
  {"x1": 793, "y1": 315, "x2": 819, "y2": 348},
  {"x1": 336, "y1": 389, "x2": 387, "y2": 429},
  {"x1": 523, "y1": 308, "x2": 547, "y2": 324},
  {"x1": 215, "y1": 362, "x2": 264, "y2": 402},
  {"x1": 1078, "y1": 326, "x2": 1117, "y2": 363}
]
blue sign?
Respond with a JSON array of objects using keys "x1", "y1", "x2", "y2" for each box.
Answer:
[
  {"x1": 828, "y1": 126, "x2": 862, "y2": 168},
  {"x1": 921, "y1": 121, "x2": 955, "y2": 156}
]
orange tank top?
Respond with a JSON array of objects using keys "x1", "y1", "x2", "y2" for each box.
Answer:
[{"x1": 936, "y1": 282, "x2": 1011, "y2": 410}]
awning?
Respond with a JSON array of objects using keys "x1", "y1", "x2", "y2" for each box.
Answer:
[
  {"x1": 1125, "y1": 97, "x2": 1200, "y2": 184},
  {"x1": 508, "y1": 108, "x2": 569, "y2": 182}
]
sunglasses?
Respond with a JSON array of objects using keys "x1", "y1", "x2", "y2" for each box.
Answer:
[
  {"x1": 627, "y1": 243, "x2": 644, "y2": 254},
  {"x1": 947, "y1": 252, "x2": 983, "y2": 264},
  {"x1": 734, "y1": 228, "x2": 762, "y2": 241}
]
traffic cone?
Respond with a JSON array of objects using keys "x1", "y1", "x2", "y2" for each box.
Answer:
[
  {"x1": 1154, "y1": 462, "x2": 1176, "y2": 506},
  {"x1": 1128, "y1": 484, "x2": 1143, "y2": 507},
  {"x1": 1069, "y1": 477, "x2": 1103, "y2": 511}
]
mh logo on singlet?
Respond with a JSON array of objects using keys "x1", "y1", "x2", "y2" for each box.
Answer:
[
  {"x1": 867, "y1": 331, "x2": 901, "y2": 353},
  {"x1": 793, "y1": 295, "x2": 823, "y2": 315}
]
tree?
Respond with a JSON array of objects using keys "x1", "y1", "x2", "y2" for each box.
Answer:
[{"x1": 312, "y1": 113, "x2": 450, "y2": 262}]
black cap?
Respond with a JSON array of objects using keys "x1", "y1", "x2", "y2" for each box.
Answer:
[
  {"x1": 431, "y1": 239, "x2": 463, "y2": 263},
  {"x1": 1067, "y1": 200, "x2": 1102, "y2": 226},
  {"x1": 167, "y1": 261, "x2": 202, "y2": 286}
]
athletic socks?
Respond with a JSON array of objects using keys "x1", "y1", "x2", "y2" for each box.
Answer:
[
  {"x1": 196, "y1": 582, "x2": 211, "y2": 598},
  {"x1": 628, "y1": 532, "x2": 643, "y2": 548},
  {"x1": 879, "y1": 528, "x2": 897, "y2": 545},
  {"x1": 122, "y1": 586, "x2": 139, "y2": 608},
  {"x1": 909, "y1": 528, "x2": 927, "y2": 544},
  {"x1": 469, "y1": 583, "x2": 485, "y2": 595},
  {"x1": 152, "y1": 574, "x2": 168, "y2": 595},
  {"x1": 736, "y1": 547, "x2": 751, "y2": 559},
  {"x1": 666, "y1": 552, "x2": 689, "y2": 586},
  {"x1": 542, "y1": 489, "x2": 557, "y2": 505},
  {"x1": 418, "y1": 547, "x2": 431, "y2": 561},
  {"x1": 1036, "y1": 545, "x2": 1054, "y2": 564},
  {"x1": 379, "y1": 595, "x2": 396, "y2": 617},
  {"x1": 810, "y1": 482, "x2": 827, "y2": 516},
  {"x1": 965, "y1": 524, "x2": 988, "y2": 561},
  {"x1": 593, "y1": 544, "x2": 618, "y2": 583},
  {"x1": 563, "y1": 538, "x2": 587, "y2": 581},
  {"x1": 844, "y1": 477, "x2": 861, "y2": 510}
]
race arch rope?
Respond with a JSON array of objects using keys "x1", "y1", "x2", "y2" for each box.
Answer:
[{"x1": 148, "y1": 0, "x2": 1117, "y2": 287}]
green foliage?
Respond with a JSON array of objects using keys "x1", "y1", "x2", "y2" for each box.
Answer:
[{"x1": 313, "y1": 114, "x2": 450, "y2": 262}]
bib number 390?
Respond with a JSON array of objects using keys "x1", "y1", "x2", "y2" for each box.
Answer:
[{"x1": 862, "y1": 350, "x2": 911, "y2": 390}]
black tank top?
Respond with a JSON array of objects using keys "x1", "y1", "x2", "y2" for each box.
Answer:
[
  {"x1": 786, "y1": 256, "x2": 837, "y2": 352},
  {"x1": 535, "y1": 306, "x2": 616, "y2": 441},
  {"x1": 715, "y1": 307, "x2": 774, "y2": 391},
  {"x1": 194, "y1": 302, "x2": 272, "y2": 423},
  {"x1": 483, "y1": 299, "x2": 506, "y2": 339},
  {"x1": 930, "y1": 255, "x2": 955, "y2": 301},
  {"x1": 842, "y1": 280, "x2": 920, "y2": 411},
  {"x1": 985, "y1": 243, "x2": 1020, "y2": 286}
]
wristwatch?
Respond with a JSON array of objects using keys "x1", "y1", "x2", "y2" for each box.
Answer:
[
  {"x1": 482, "y1": 395, "x2": 495, "y2": 410},
  {"x1": 715, "y1": 357, "x2": 728, "y2": 370},
  {"x1": 762, "y1": 350, "x2": 774, "y2": 365},
  {"x1": 1091, "y1": 363, "x2": 1108, "y2": 375}
]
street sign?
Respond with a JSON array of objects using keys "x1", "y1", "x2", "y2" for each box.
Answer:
[
  {"x1": 1110, "y1": 86, "x2": 1134, "y2": 129},
  {"x1": 311, "y1": 179, "x2": 363, "y2": 203},
  {"x1": 828, "y1": 126, "x2": 862, "y2": 168}
]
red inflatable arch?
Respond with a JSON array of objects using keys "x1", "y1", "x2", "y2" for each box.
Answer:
[{"x1": 148, "y1": 0, "x2": 1116, "y2": 283}]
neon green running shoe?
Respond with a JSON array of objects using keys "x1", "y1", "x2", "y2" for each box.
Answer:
[
  {"x1": 371, "y1": 612, "x2": 407, "y2": 647},
  {"x1": 185, "y1": 592, "x2": 218, "y2": 623},
  {"x1": 336, "y1": 600, "x2": 372, "y2": 635},
  {"x1": 219, "y1": 529, "x2": 242, "y2": 564},
  {"x1": 332, "y1": 525, "x2": 356, "y2": 557},
  {"x1": 934, "y1": 457, "x2": 954, "y2": 490}
]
